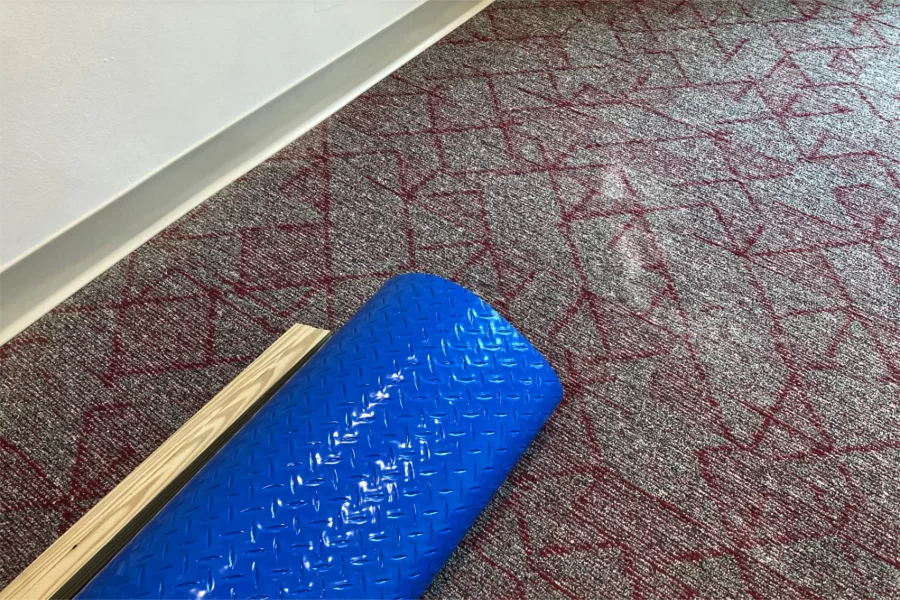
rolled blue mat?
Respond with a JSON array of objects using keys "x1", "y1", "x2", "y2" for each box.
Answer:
[{"x1": 78, "y1": 274, "x2": 563, "y2": 599}]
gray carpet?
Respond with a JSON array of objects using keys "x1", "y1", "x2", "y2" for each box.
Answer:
[{"x1": 2, "y1": 0, "x2": 899, "y2": 596}]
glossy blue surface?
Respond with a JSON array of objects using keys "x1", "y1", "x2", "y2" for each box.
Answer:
[{"x1": 78, "y1": 274, "x2": 563, "y2": 599}]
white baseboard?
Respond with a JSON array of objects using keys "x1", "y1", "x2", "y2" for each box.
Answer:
[{"x1": 0, "y1": 0, "x2": 492, "y2": 346}]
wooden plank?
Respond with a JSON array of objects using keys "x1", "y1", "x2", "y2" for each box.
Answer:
[{"x1": 1, "y1": 324, "x2": 330, "y2": 600}]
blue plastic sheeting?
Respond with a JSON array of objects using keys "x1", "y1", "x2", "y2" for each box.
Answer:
[{"x1": 78, "y1": 274, "x2": 563, "y2": 599}]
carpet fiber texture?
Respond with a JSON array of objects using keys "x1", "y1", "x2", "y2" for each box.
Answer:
[{"x1": 2, "y1": 0, "x2": 899, "y2": 597}]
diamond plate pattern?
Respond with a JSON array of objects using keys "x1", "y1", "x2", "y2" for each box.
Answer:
[
  {"x1": 3, "y1": 1, "x2": 900, "y2": 596},
  {"x1": 76, "y1": 274, "x2": 563, "y2": 599}
]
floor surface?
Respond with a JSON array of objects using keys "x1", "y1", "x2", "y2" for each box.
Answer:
[{"x1": 2, "y1": 0, "x2": 899, "y2": 596}]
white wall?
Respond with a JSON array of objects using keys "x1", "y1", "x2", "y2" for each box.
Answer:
[{"x1": 0, "y1": 0, "x2": 426, "y2": 268}]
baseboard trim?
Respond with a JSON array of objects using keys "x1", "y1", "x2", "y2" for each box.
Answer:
[{"x1": 0, "y1": 0, "x2": 493, "y2": 346}]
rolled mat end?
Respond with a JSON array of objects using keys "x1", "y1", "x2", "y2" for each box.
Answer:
[{"x1": 78, "y1": 273, "x2": 563, "y2": 599}]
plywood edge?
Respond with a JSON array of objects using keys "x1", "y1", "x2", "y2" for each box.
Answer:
[{"x1": 1, "y1": 324, "x2": 330, "y2": 600}]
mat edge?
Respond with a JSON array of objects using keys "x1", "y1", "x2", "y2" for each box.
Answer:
[{"x1": 1, "y1": 324, "x2": 330, "y2": 600}]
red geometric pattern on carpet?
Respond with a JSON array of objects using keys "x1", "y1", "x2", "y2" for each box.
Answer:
[{"x1": 2, "y1": 0, "x2": 899, "y2": 596}]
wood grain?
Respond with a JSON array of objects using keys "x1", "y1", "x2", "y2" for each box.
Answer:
[{"x1": 1, "y1": 324, "x2": 330, "y2": 600}]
